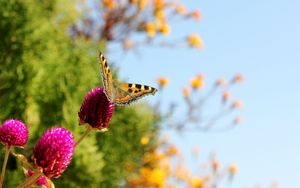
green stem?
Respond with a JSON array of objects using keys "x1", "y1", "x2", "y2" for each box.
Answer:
[
  {"x1": 75, "y1": 126, "x2": 93, "y2": 147},
  {"x1": 0, "y1": 145, "x2": 11, "y2": 188},
  {"x1": 18, "y1": 170, "x2": 43, "y2": 188}
]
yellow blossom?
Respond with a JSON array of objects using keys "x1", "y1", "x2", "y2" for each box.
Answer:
[
  {"x1": 190, "y1": 74, "x2": 204, "y2": 89},
  {"x1": 166, "y1": 145, "x2": 178, "y2": 156},
  {"x1": 102, "y1": 0, "x2": 115, "y2": 9},
  {"x1": 140, "y1": 167, "x2": 151, "y2": 178},
  {"x1": 159, "y1": 23, "x2": 171, "y2": 36},
  {"x1": 140, "y1": 136, "x2": 149, "y2": 145},
  {"x1": 146, "y1": 22, "x2": 156, "y2": 38},
  {"x1": 130, "y1": 0, "x2": 148, "y2": 8},
  {"x1": 175, "y1": 4, "x2": 187, "y2": 15},
  {"x1": 144, "y1": 151, "x2": 165, "y2": 164},
  {"x1": 155, "y1": 9, "x2": 166, "y2": 21},
  {"x1": 157, "y1": 77, "x2": 170, "y2": 87},
  {"x1": 154, "y1": 0, "x2": 165, "y2": 10},
  {"x1": 187, "y1": 34, "x2": 204, "y2": 49},
  {"x1": 212, "y1": 159, "x2": 220, "y2": 172},
  {"x1": 190, "y1": 10, "x2": 201, "y2": 21},
  {"x1": 228, "y1": 163, "x2": 238, "y2": 175},
  {"x1": 149, "y1": 168, "x2": 166, "y2": 187},
  {"x1": 232, "y1": 99, "x2": 244, "y2": 109},
  {"x1": 222, "y1": 91, "x2": 230, "y2": 102},
  {"x1": 233, "y1": 73, "x2": 244, "y2": 83},
  {"x1": 191, "y1": 177, "x2": 204, "y2": 188},
  {"x1": 137, "y1": 0, "x2": 149, "y2": 11}
]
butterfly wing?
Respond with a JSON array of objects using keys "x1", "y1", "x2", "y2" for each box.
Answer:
[
  {"x1": 99, "y1": 52, "x2": 158, "y2": 105},
  {"x1": 113, "y1": 83, "x2": 157, "y2": 105},
  {"x1": 98, "y1": 52, "x2": 114, "y2": 101}
]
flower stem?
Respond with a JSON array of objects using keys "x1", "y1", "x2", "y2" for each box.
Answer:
[
  {"x1": 18, "y1": 170, "x2": 43, "y2": 188},
  {"x1": 76, "y1": 126, "x2": 93, "y2": 147},
  {"x1": 0, "y1": 145, "x2": 11, "y2": 188}
]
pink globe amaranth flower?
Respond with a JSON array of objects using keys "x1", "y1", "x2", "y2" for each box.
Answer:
[
  {"x1": 0, "y1": 119, "x2": 28, "y2": 147},
  {"x1": 32, "y1": 126, "x2": 75, "y2": 179},
  {"x1": 78, "y1": 87, "x2": 114, "y2": 129}
]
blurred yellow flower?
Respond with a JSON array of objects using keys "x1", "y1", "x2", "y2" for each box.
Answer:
[
  {"x1": 190, "y1": 10, "x2": 201, "y2": 21},
  {"x1": 144, "y1": 151, "x2": 165, "y2": 164},
  {"x1": 212, "y1": 159, "x2": 220, "y2": 172},
  {"x1": 191, "y1": 177, "x2": 204, "y2": 188},
  {"x1": 102, "y1": 0, "x2": 115, "y2": 9},
  {"x1": 222, "y1": 91, "x2": 230, "y2": 102},
  {"x1": 137, "y1": 0, "x2": 149, "y2": 11},
  {"x1": 157, "y1": 77, "x2": 170, "y2": 87},
  {"x1": 190, "y1": 74, "x2": 204, "y2": 89},
  {"x1": 175, "y1": 4, "x2": 187, "y2": 15},
  {"x1": 140, "y1": 167, "x2": 151, "y2": 178},
  {"x1": 155, "y1": 9, "x2": 166, "y2": 21},
  {"x1": 228, "y1": 163, "x2": 238, "y2": 175},
  {"x1": 182, "y1": 87, "x2": 190, "y2": 97},
  {"x1": 166, "y1": 145, "x2": 178, "y2": 156},
  {"x1": 154, "y1": 0, "x2": 165, "y2": 10},
  {"x1": 146, "y1": 22, "x2": 156, "y2": 38},
  {"x1": 130, "y1": 0, "x2": 148, "y2": 10},
  {"x1": 187, "y1": 34, "x2": 204, "y2": 49},
  {"x1": 140, "y1": 136, "x2": 149, "y2": 145},
  {"x1": 159, "y1": 23, "x2": 171, "y2": 36},
  {"x1": 232, "y1": 99, "x2": 244, "y2": 109},
  {"x1": 149, "y1": 168, "x2": 166, "y2": 187},
  {"x1": 233, "y1": 73, "x2": 244, "y2": 83}
]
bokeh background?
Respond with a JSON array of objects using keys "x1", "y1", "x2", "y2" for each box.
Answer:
[{"x1": 1, "y1": 0, "x2": 299, "y2": 187}]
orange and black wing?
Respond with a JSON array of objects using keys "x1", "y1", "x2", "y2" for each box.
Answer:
[
  {"x1": 98, "y1": 52, "x2": 114, "y2": 101},
  {"x1": 113, "y1": 83, "x2": 157, "y2": 105}
]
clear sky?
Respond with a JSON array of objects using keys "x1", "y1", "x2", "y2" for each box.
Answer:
[{"x1": 108, "y1": 0, "x2": 300, "y2": 187}]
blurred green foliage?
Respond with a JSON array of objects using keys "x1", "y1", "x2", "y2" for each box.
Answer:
[
  {"x1": 0, "y1": 0, "x2": 30, "y2": 120},
  {"x1": 0, "y1": 0, "x2": 158, "y2": 187}
]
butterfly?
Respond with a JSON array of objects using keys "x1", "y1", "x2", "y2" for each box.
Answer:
[{"x1": 98, "y1": 52, "x2": 158, "y2": 105}]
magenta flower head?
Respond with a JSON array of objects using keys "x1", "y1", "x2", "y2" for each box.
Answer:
[
  {"x1": 32, "y1": 126, "x2": 75, "y2": 179},
  {"x1": 78, "y1": 87, "x2": 114, "y2": 130},
  {"x1": 0, "y1": 119, "x2": 28, "y2": 147}
]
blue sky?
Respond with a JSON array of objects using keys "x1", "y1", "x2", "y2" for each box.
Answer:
[{"x1": 108, "y1": 0, "x2": 300, "y2": 187}]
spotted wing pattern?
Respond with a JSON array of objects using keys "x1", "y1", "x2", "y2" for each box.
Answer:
[
  {"x1": 99, "y1": 52, "x2": 113, "y2": 101},
  {"x1": 98, "y1": 52, "x2": 157, "y2": 105}
]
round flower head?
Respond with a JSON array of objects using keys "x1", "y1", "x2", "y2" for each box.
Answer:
[
  {"x1": 32, "y1": 127, "x2": 75, "y2": 178},
  {"x1": 78, "y1": 87, "x2": 114, "y2": 129},
  {"x1": 0, "y1": 119, "x2": 28, "y2": 147}
]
